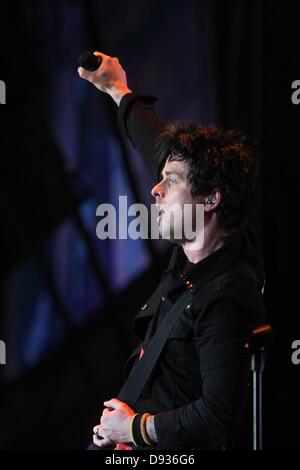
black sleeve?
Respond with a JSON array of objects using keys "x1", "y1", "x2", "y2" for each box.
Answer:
[
  {"x1": 117, "y1": 93, "x2": 167, "y2": 180},
  {"x1": 154, "y1": 299, "x2": 262, "y2": 449}
]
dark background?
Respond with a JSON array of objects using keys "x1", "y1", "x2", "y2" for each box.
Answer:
[{"x1": 0, "y1": 0, "x2": 299, "y2": 450}]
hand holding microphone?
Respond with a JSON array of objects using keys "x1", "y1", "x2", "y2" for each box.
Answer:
[
  {"x1": 79, "y1": 51, "x2": 103, "y2": 71},
  {"x1": 77, "y1": 51, "x2": 132, "y2": 105}
]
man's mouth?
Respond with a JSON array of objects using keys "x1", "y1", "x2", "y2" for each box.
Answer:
[
  {"x1": 157, "y1": 209, "x2": 165, "y2": 223},
  {"x1": 155, "y1": 203, "x2": 166, "y2": 223}
]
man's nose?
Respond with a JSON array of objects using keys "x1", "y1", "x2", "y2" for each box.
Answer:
[{"x1": 151, "y1": 181, "x2": 165, "y2": 199}]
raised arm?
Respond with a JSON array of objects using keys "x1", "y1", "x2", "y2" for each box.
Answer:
[{"x1": 78, "y1": 51, "x2": 166, "y2": 179}]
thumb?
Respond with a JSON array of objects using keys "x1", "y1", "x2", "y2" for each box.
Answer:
[{"x1": 103, "y1": 398, "x2": 122, "y2": 410}]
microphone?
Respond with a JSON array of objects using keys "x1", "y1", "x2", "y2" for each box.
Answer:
[{"x1": 79, "y1": 51, "x2": 102, "y2": 71}]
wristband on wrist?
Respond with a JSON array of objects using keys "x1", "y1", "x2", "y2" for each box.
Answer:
[
  {"x1": 131, "y1": 413, "x2": 145, "y2": 446},
  {"x1": 130, "y1": 413, "x2": 139, "y2": 446},
  {"x1": 140, "y1": 413, "x2": 153, "y2": 446}
]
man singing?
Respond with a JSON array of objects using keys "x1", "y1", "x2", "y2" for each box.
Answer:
[{"x1": 78, "y1": 52, "x2": 265, "y2": 450}]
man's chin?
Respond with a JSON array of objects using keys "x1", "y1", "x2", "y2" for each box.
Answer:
[
  {"x1": 159, "y1": 229, "x2": 201, "y2": 248},
  {"x1": 159, "y1": 229, "x2": 183, "y2": 245}
]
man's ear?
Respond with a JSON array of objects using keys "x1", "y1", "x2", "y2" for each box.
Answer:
[{"x1": 204, "y1": 191, "x2": 221, "y2": 211}]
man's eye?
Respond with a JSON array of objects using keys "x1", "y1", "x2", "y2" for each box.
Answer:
[{"x1": 167, "y1": 179, "x2": 176, "y2": 185}]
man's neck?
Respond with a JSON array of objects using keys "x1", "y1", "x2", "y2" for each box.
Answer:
[{"x1": 181, "y1": 217, "x2": 230, "y2": 264}]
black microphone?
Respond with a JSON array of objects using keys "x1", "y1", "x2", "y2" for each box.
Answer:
[{"x1": 79, "y1": 51, "x2": 102, "y2": 71}]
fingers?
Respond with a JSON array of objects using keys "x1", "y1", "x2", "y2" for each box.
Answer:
[
  {"x1": 93, "y1": 424, "x2": 101, "y2": 435},
  {"x1": 77, "y1": 51, "x2": 129, "y2": 103},
  {"x1": 77, "y1": 66, "x2": 94, "y2": 81},
  {"x1": 93, "y1": 424, "x2": 112, "y2": 448},
  {"x1": 101, "y1": 407, "x2": 111, "y2": 420},
  {"x1": 92, "y1": 433, "x2": 112, "y2": 448},
  {"x1": 93, "y1": 50, "x2": 109, "y2": 61},
  {"x1": 77, "y1": 50, "x2": 104, "y2": 82},
  {"x1": 103, "y1": 398, "x2": 123, "y2": 410},
  {"x1": 93, "y1": 51, "x2": 104, "y2": 61},
  {"x1": 93, "y1": 51, "x2": 119, "y2": 63},
  {"x1": 77, "y1": 51, "x2": 116, "y2": 79},
  {"x1": 93, "y1": 424, "x2": 104, "y2": 437}
]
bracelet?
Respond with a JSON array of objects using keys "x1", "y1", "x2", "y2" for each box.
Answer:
[
  {"x1": 130, "y1": 413, "x2": 139, "y2": 446},
  {"x1": 131, "y1": 413, "x2": 145, "y2": 446},
  {"x1": 140, "y1": 413, "x2": 153, "y2": 446}
]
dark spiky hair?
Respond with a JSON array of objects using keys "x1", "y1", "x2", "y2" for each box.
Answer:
[{"x1": 155, "y1": 121, "x2": 259, "y2": 231}]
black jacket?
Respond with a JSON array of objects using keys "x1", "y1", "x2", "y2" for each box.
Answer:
[{"x1": 117, "y1": 93, "x2": 265, "y2": 450}]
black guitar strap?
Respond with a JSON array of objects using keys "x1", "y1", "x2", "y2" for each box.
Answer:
[
  {"x1": 117, "y1": 260, "x2": 262, "y2": 407},
  {"x1": 86, "y1": 289, "x2": 193, "y2": 450},
  {"x1": 117, "y1": 290, "x2": 194, "y2": 406}
]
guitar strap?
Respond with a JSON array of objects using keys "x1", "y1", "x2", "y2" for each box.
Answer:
[
  {"x1": 86, "y1": 289, "x2": 193, "y2": 450},
  {"x1": 117, "y1": 261, "x2": 261, "y2": 406},
  {"x1": 117, "y1": 289, "x2": 194, "y2": 406}
]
